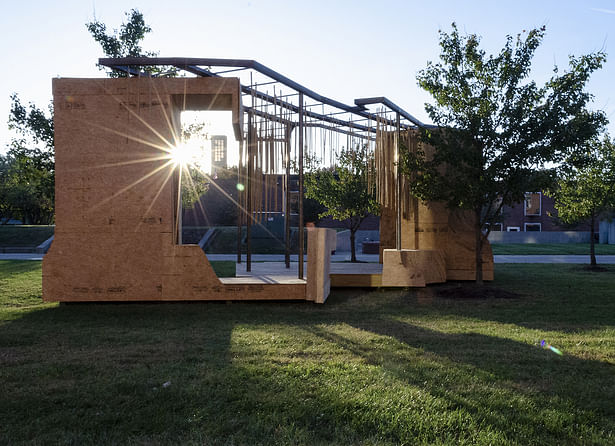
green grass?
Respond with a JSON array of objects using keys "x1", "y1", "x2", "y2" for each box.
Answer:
[
  {"x1": 1, "y1": 260, "x2": 614, "y2": 445},
  {"x1": 0, "y1": 225, "x2": 54, "y2": 247},
  {"x1": 209, "y1": 260, "x2": 236, "y2": 277},
  {"x1": 491, "y1": 242, "x2": 615, "y2": 255},
  {"x1": 206, "y1": 226, "x2": 301, "y2": 254}
]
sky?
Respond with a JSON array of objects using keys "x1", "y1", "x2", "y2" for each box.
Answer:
[{"x1": 1, "y1": 0, "x2": 614, "y2": 152}]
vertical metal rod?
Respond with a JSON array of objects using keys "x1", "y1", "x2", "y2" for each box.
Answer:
[
  {"x1": 284, "y1": 124, "x2": 291, "y2": 268},
  {"x1": 236, "y1": 139, "x2": 243, "y2": 263},
  {"x1": 176, "y1": 167, "x2": 183, "y2": 245},
  {"x1": 298, "y1": 93, "x2": 305, "y2": 279},
  {"x1": 246, "y1": 112, "x2": 253, "y2": 272},
  {"x1": 395, "y1": 111, "x2": 402, "y2": 251}
]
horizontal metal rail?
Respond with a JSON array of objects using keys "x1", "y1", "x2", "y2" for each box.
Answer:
[{"x1": 99, "y1": 57, "x2": 425, "y2": 133}]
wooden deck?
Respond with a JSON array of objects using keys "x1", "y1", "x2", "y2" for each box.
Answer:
[{"x1": 220, "y1": 261, "x2": 383, "y2": 287}]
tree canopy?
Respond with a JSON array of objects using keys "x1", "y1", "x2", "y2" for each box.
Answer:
[
  {"x1": 86, "y1": 9, "x2": 170, "y2": 77},
  {"x1": 2, "y1": 95, "x2": 55, "y2": 224},
  {"x1": 400, "y1": 23, "x2": 607, "y2": 283}
]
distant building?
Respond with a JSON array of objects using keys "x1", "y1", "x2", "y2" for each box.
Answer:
[
  {"x1": 493, "y1": 192, "x2": 597, "y2": 233},
  {"x1": 211, "y1": 135, "x2": 227, "y2": 174}
]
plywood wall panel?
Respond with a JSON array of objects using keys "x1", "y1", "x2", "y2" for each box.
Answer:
[{"x1": 44, "y1": 77, "x2": 296, "y2": 302}]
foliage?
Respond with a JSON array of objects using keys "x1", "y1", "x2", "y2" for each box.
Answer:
[
  {"x1": 2, "y1": 261, "x2": 615, "y2": 444},
  {"x1": 0, "y1": 225, "x2": 54, "y2": 247},
  {"x1": 86, "y1": 9, "x2": 175, "y2": 77},
  {"x1": 400, "y1": 23, "x2": 607, "y2": 283},
  {"x1": 305, "y1": 145, "x2": 379, "y2": 262},
  {"x1": 2, "y1": 95, "x2": 55, "y2": 224},
  {"x1": 547, "y1": 135, "x2": 615, "y2": 265}
]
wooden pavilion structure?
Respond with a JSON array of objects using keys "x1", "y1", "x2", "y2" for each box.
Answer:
[{"x1": 42, "y1": 58, "x2": 492, "y2": 304}]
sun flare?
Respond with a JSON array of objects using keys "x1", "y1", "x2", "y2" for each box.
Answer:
[{"x1": 170, "y1": 141, "x2": 203, "y2": 168}]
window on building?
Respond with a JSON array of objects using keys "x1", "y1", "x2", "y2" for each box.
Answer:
[
  {"x1": 507, "y1": 226, "x2": 520, "y2": 232},
  {"x1": 212, "y1": 138, "x2": 225, "y2": 162},
  {"x1": 524, "y1": 192, "x2": 541, "y2": 216},
  {"x1": 524, "y1": 222, "x2": 541, "y2": 232},
  {"x1": 483, "y1": 222, "x2": 503, "y2": 232}
]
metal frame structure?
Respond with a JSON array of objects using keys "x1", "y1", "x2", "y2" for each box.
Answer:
[{"x1": 99, "y1": 57, "x2": 431, "y2": 278}]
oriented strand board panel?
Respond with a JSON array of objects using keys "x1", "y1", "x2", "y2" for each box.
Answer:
[
  {"x1": 306, "y1": 228, "x2": 336, "y2": 303},
  {"x1": 381, "y1": 249, "x2": 446, "y2": 287},
  {"x1": 43, "y1": 77, "x2": 306, "y2": 302},
  {"x1": 380, "y1": 198, "x2": 494, "y2": 282}
]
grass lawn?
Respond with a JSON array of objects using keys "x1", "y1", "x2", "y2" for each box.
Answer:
[
  {"x1": 209, "y1": 260, "x2": 236, "y2": 278},
  {"x1": 0, "y1": 225, "x2": 54, "y2": 247},
  {"x1": 1, "y1": 260, "x2": 614, "y2": 445},
  {"x1": 491, "y1": 242, "x2": 615, "y2": 255},
  {"x1": 205, "y1": 226, "x2": 300, "y2": 255}
]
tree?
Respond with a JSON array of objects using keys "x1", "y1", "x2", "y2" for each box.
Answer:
[
  {"x1": 305, "y1": 145, "x2": 380, "y2": 262},
  {"x1": 86, "y1": 9, "x2": 175, "y2": 77},
  {"x1": 548, "y1": 136, "x2": 615, "y2": 267},
  {"x1": 400, "y1": 24, "x2": 607, "y2": 284},
  {"x1": 4, "y1": 95, "x2": 55, "y2": 224}
]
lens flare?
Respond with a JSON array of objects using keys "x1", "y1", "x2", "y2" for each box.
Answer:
[
  {"x1": 170, "y1": 141, "x2": 201, "y2": 167},
  {"x1": 540, "y1": 339, "x2": 563, "y2": 356},
  {"x1": 236, "y1": 183, "x2": 245, "y2": 191}
]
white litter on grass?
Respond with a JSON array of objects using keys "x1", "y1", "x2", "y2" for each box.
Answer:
[{"x1": 162, "y1": 381, "x2": 171, "y2": 388}]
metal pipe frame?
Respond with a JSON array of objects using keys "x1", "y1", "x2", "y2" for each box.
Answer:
[{"x1": 98, "y1": 57, "x2": 423, "y2": 133}]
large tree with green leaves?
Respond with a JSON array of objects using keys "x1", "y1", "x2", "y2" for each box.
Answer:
[
  {"x1": 305, "y1": 145, "x2": 379, "y2": 262},
  {"x1": 548, "y1": 136, "x2": 615, "y2": 267},
  {"x1": 400, "y1": 24, "x2": 607, "y2": 284}
]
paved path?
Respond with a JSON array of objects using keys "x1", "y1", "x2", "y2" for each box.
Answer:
[{"x1": 2, "y1": 252, "x2": 615, "y2": 264}]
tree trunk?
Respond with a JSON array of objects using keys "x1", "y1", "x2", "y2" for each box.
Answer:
[
  {"x1": 475, "y1": 209, "x2": 484, "y2": 285},
  {"x1": 590, "y1": 211, "x2": 596, "y2": 267},
  {"x1": 350, "y1": 228, "x2": 357, "y2": 263}
]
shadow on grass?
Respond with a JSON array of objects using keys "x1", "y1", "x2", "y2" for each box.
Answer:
[{"x1": 1, "y1": 288, "x2": 614, "y2": 444}]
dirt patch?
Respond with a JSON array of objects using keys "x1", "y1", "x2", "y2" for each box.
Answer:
[{"x1": 434, "y1": 283, "x2": 522, "y2": 299}]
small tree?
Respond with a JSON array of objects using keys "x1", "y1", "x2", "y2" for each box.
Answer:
[
  {"x1": 400, "y1": 24, "x2": 606, "y2": 284},
  {"x1": 305, "y1": 145, "x2": 379, "y2": 262},
  {"x1": 548, "y1": 136, "x2": 615, "y2": 267}
]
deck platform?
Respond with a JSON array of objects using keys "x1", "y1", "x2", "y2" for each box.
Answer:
[{"x1": 220, "y1": 261, "x2": 383, "y2": 287}]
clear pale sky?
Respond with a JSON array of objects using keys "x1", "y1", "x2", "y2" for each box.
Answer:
[{"x1": 1, "y1": 0, "x2": 614, "y2": 151}]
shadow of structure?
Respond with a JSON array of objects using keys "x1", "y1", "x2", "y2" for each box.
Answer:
[{"x1": 1, "y1": 288, "x2": 613, "y2": 444}]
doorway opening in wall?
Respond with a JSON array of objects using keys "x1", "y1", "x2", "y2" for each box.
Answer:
[{"x1": 175, "y1": 110, "x2": 240, "y2": 278}]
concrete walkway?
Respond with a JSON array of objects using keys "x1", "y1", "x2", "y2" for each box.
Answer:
[{"x1": 2, "y1": 252, "x2": 615, "y2": 264}]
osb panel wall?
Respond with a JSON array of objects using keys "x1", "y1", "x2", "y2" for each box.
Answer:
[
  {"x1": 380, "y1": 202, "x2": 494, "y2": 281},
  {"x1": 379, "y1": 131, "x2": 494, "y2": 281},
  {"x1": 43, "y1": 77, "x2": 306, "y2": 301}
]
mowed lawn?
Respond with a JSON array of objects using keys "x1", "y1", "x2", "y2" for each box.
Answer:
[
  {"x1": 491, "y1": 242, "x2": 615, "y2": 255},
  {"x1": 1, "y1": 261, "x2": 614, "y2": 445}
]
